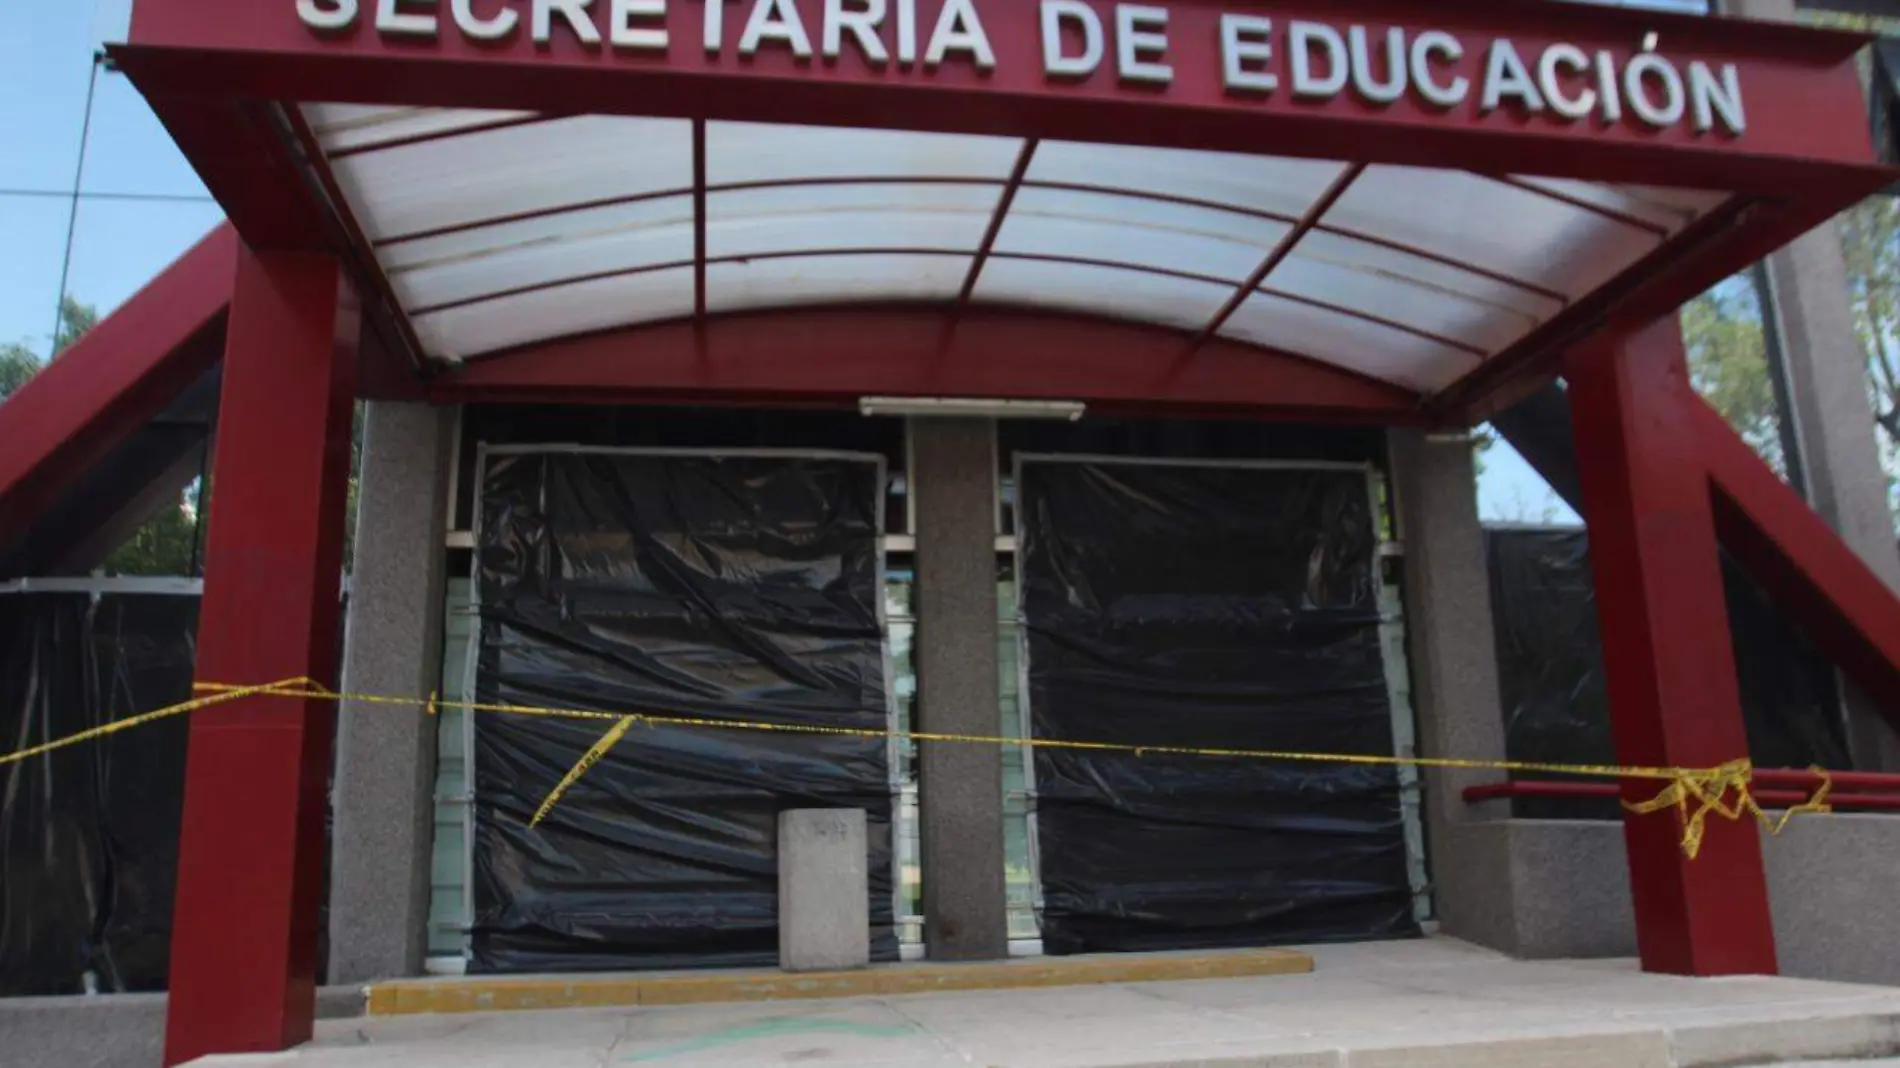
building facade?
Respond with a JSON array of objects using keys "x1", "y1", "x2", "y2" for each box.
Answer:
[{"x1": 5, "y1": 0, "x2": 1900, "y2": 1066}]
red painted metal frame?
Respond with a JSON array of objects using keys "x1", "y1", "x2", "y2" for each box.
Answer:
[
  {"x1": 1696, "y1": 397, "x2": 1900, "y2": 724},
  {"x1": 57, "y1": 0, "x2": 1900, "y2": 1054},
  {"x1": 164, "y1": 249, "x2": 359, "y2": 1068},
  {"x1": 957, "y1": 141, "x2": 1039, "y2": 307},
  {"x1": 1564, "y1": 316, "x2": 1776, "y2": 977},
  {"x1": 366, "y1": 171, "x2": 1565, "y2": 311},
  {"x1": 116, "y1": 0, "x2": 1878, "y2": 183},
  {"x1": 427, "y1": 304, "x2": 1422, "y2": 421},
  {"x1": 0, "y1": 225, "x2": 235, "y2": 550},
  {"x1": 401, "y1": 242, "x2": 1487, "y2": 364},
  {"x1": 282, "y1": 108, "x2": 433, "y2": 381},
  {"x1": 110, "y1": 0, "x2": 1891, "y2": 415},
  {"x1": 1488, "y1": 175, "x2": 1673, "y2": 239},
  {"x1": 325, "y1": 111, "x2": 555, "y2": 159},
  {"x1": 1751, "y1": 768, "x2": 1900, "y2": 791},
  {"x1": 692, "y1": 119, "x2": 708, "y2": 325},
  {"x1": 1188, "y1": 163, "x2": 1366, "y2": 358}
]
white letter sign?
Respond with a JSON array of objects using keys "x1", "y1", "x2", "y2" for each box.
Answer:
[
  {"x1": 925, "y1": 0, "x2": 994, "y2": 70},
  {"x1": 452, "y1": 0, "x2": 519, "y2": 39},
  {"x1": 1481, "y1": 39, "x2": 1544, "y2": 113},
  {"x1": 1689, "y1": 61, "x2": 1745, "y2": 135},
  {"x1": 534, "y1": 0, "x2": 602, "y2": 46},
  {"x1": 824, "y1": 0, "x2": 889, "y2": 62},
  {"x1": 1219, "y1": 14, "x2": 1275, "y2": 94},
  {"x1": 299, "y1": 2, "x2": 1751, "y2": 142},
  {"x1": 1289, "y1": 21, "x2": 1347, "y2": 99},
  {"x1": 299, "y1": 0, "x2": 361, "y2": 30},
  {"x1": 1116, "y1": 4, "x2": 1171, "y2": 85},
  {"x1": 739, "y1": 0, "x2": 813, "y2": 57},
  {"x1": 610, "y1": 0, "x2": 668, "y2": 49},
  {"x1": 1408, "y1": 30, "x2": 1467, "y2": 109},
  {"x1": 1041, "y1": 0, "x2": 1103, "y2": 78}
]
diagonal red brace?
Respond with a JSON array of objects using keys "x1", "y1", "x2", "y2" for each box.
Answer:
[
  {"x1": 0, "y1": 225, "x2": 236, "y2": 547},
  {"x1": 1695, "y1": 397, "x2": 1900, "y2": 727}
]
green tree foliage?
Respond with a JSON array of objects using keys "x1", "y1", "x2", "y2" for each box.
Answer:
[
  {"x1": 1682, "y1": 273, "x2": 1784, "y2": 476},
  {"x1": 1802, "y1": 8, "x2": 1900, "y2": 525},
  {"x1": 1836, "y1": 193, "x2": 1900, "y2": 516},
  {"x1": 2, "y1": 296, "x2": 201, "y2": 575},
  {"x1": 100, "y1": 497, "x2": 200, "y2": 576},
  {"x1": 54, "y1": 295, "x2": 97, "y2": 352},
  {"x1": 0, "y1": 296, "x2": 97, "y2": 402},
  {"x1": 0, "y1": 343, "x2": 36, "y2": 401}
]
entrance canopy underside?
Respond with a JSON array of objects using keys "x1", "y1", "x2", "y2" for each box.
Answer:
[
  {"x1": 112, "y1": 0, "x2": 1895, "y2": 418},
  {"x1": 306, "y1": 104, "x2": 1724, "y2": 395}
]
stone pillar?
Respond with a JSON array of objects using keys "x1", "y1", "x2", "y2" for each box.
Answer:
[
  {"x1": 326, "y1": 401, "x2": 455, "y2": 984},
  {"x1": 1387, "y1": 430, "x2": 1518, "y2": 954},
  {"x1": 1726, "y1": 0, "x2": 1900, "y2": 771},
  {"x1": 910, "y1": 418, "x2": 1008, "y2": 960}
]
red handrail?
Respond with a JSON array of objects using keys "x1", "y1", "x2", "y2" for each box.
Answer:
[
  {"x1": 1749, "y1": 768, "x2": 1900, "y2": 792},
  {"x1": 1463, "y1": 776, "x2": 1900, "y2": 812}
]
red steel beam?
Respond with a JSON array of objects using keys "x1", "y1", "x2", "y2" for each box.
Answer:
[
  {"x1": 364, "y1": 169, "x2": 1568, "y2": 311},
  {"x1": 1190, "y1": 163, "x2": 1365, "y2": 356},
  {"x1": 1696, "y1": 397, "x2": 1900, "y2": 725},
  {"x1": 1566, "y1": 316, "x2": 1777, "y2": 976},
  {"x1": 1486, "y1": 175, "x2": 1672, "y2": 239},
  {"x1": 427, "y1": 305, "x2": 1423, "y2": 421},
  {"x1": 111, "y1": 0, "x2": 1892, "y2": 415},
  {"x1": 164, "y1": 249, "x2": 359, "y2": 1066},
  {"x1": 0, "y1": 225, "x2": 235, "y2": 549},
  {"x1": 116, "y1": 0, "x2": 1880, "y2": 192},
  {"x1": 282, "y1": 108, "x2": 431, "y2": 378},
  {"x1": 956, "y1": 140, "x2": 1038, "y2": 307},
  {"x1": 692, "y1": 118, "x2": 707, "y2": 325}
]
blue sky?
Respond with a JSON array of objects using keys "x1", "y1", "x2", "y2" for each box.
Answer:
[
  {"x1": 0, "y1": 0, "x2": 1575, "y2": 524},
  {"x1": 1, "y1": 0, "x2": 223, "y2": 359}
]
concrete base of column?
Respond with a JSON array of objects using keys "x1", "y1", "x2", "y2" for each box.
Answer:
[
  {"x1": 1460, "y1": 815, "x2": 1900, "y2": 988},
  {"x1": 910, "y1": 418, "x2": 1008, "y2": 961},
  {"x1": 327, "y1": 402, "x2": 456, "y2": 985},
  {"x1": 778, "y1": 809, "x2": 871, "y2": 973}
]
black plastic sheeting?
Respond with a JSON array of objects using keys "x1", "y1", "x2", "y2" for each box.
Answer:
[
  {"x1": 1018, "y1": 461, "x2": 1416, "y2": 955},
  {"x1": 1486, "y1": 528, "x2": 1849, "y2": 820},
  {"x1": 472, "y1": 451, "x2": 896, "y2": 972},
  {"x1": 0, "y1": 592, "x2": 197, "y2": 996}
]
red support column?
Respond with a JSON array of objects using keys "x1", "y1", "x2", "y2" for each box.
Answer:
[
  {"x1": 163, "y1": 249, "x2": 359, "y2": 1066},
  {"x1": 1564, "y1": 317, "x2": 1777, "y2": 976}
]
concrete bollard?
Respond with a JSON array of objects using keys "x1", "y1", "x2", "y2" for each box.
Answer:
[{"x1": 778, "y1": 809, "x2": 870, "y2": 972}]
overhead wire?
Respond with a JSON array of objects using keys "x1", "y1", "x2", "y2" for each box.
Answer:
[
  {"x1": 0, "y1": 189, "x2": 217, "y2": 204},
  {"x1": 49, "y1": 53, "x2": 103, "y2": 357}
]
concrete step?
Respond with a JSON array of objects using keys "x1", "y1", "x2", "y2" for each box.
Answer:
[
  {"x1": 187, "y1": 938, "x2": 1900, "y2": 1068},
  {"x1": 363, "y1": 947, "x2": 1314, "y2": 1016}
]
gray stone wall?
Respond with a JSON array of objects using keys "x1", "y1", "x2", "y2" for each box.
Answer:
[
  {"x1": 327, "y1": 402, "x2": 457, "y2": 984},
  {"x1": 1387, "y1": 430, "x2": 1520, "y2": 953},
  {"x1": 1484, "y1": 814, "x2": 1900, "y2": 986},
  {"x1": 0, "y1": 989, "x2": 361, "y2": 1068}
]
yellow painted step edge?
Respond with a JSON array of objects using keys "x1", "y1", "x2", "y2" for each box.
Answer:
[{"x1": 367, "y1": 950, "x2": 1314, "y2": 1016}]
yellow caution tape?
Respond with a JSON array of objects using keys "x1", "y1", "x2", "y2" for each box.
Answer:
[
  {"x1": 1623, "y1": 759, "x2": 1834, "y2": 859},
  {"x1": 0, "y1": 677, "x2": 1837, "y2": 858},
  {"x1": 0, "y1": 676, "x2": 322, "y2": 767},
  {"x1": 531, "y1": 715, "x2": 637, "y2": 828}
]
